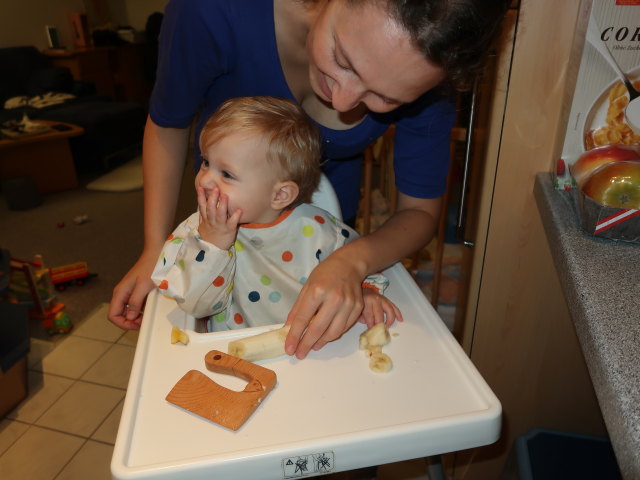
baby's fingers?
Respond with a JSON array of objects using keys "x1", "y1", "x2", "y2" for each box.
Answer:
[
  {"x1": 384, "y1": 300, "x2": 403, "y2": 327},
  {"x1": 196, "y1": 187, "x2": 209, "y2": 218},
  {"x1": 202, "y1": 187, "x2": 221, "y2": 220},
  {"x1": 214, "y1": 192, "x2": 230, "y2": 222},
  {"x1": 227, "y1": 207, "x2": 242, "y2": 228}
]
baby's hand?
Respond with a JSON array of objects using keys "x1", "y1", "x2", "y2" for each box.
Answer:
[
  {"x1": 359, "y1": 289, "x2": 403, "y2": 328},
  {"x1": 197, "y1": 186, "x2": 241, "y2": 250}
]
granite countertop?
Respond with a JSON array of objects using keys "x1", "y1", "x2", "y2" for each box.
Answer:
[{"x1": 534, "y1": 173, "x2": 640, "y2": 480}]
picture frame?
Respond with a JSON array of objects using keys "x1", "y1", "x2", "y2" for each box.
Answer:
[{"x1": 45, "y1": 25, "x2": 61, "y2": 49}]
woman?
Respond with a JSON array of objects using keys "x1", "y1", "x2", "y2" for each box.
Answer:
[{"x1": 108, "y1": 0, "x2": 508, "y2": 359}]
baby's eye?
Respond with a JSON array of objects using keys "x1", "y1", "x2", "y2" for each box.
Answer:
[
  {"x1": 222, "y1": 170, "x2": 234, "y2": 179},
  {"x1": 200, "y1": 157, "x2": 210, "y2": 168}
]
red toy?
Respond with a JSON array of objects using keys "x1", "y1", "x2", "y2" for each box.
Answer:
[
  {"x1": 50, "y1": 261, "x2": 94, "y2": 291},
  {"x1": 7, "y1": 255, "x2": 82, "y2": 334}
]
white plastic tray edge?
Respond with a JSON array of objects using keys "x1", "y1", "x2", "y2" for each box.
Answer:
[
  {"x1": 112, "y1": 263, "x2": 501, "y2": 480},
  {"x1": 111, "y1": 285, "x2": 163, "y2": 480}
]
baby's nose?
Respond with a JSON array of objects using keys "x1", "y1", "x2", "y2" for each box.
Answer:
[{"x1": 199, "y1": 171, "x2": 217, "y2": 187}]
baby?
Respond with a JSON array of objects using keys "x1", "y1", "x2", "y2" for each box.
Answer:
[{"x1": 151, "y1": 96, "x2": 401, "y2": 332}]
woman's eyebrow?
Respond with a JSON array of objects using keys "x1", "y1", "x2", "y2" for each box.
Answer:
[{"x1": 335, "y1": 36, "x2": 403, "y2": 104}]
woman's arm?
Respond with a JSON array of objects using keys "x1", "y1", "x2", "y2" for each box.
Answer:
[
  {"x1": 108, "y1": 116, "x2": 191, "y2": 329},
  {"x1": 285, "y1": 193, "x2": 441, "y2": 358}
]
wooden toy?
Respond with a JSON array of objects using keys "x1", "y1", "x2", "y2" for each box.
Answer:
[
  {"x1": 8, "y1": 256, "x2": 73, "y2": 333},
  {"x1": 49, "y1": 261, "x2": 94, "y2": 291},
  {"x1": 166, "y1": 350, "x2": 277, "y2": 431}
]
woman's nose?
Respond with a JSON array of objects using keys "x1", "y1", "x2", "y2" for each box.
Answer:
[{"x1": 330, "y1": 76, "x2": 364, "y2": 112}]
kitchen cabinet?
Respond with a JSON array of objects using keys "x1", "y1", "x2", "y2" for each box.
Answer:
[{"x1": 450, "y1": 0, "x2": 610, "y2": 477}]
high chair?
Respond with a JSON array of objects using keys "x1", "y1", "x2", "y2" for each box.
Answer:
[
  {"x1": 112, "y1": 150, "x2": 500, "y2": 480},
  {"x1": 359, "y1": 126, "x2": 467, "y2": 309},
  {"x1": 312, "y1": 173, "x2": 343, "y2": 220}
]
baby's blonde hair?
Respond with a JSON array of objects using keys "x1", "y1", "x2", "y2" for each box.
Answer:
[{"x1": 199, "y1": 96, "x2": 322, "y2": 206}]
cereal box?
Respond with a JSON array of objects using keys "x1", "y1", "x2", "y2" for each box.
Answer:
[
  {"x1": 556, "y1": 1, "x2": 640, "y2": 243},
  {"x1": 557, "y1": 0, "x2": 640, "y2": 190}
]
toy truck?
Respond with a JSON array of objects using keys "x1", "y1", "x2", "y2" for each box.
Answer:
[{"x1": 50, "y1": 261, "x2": 93, "y2": 291}]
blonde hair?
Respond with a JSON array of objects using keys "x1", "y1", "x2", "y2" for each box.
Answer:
[{"x1": 199, "y1": 96, "x2": 322, "y2": 206}]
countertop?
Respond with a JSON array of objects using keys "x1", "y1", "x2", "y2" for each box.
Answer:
[{"x1": 534, "y1": 173, "x2": 640, "y2": 480}]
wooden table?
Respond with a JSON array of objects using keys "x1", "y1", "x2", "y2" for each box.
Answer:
[{"x1": 0, "y1": 121, "x2": 84, "y2": 193}]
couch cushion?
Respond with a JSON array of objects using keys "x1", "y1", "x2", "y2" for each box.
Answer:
[
  {"x1": 27, "y1": 67, "x2": 74, "y2": 96},
  {"x1": 0, "y1": 46, "x2": 52, "y2": 104}
]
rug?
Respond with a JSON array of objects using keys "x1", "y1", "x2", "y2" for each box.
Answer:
[{"x1": 86, "y1": 156, "x2": 143, "y2": 192}]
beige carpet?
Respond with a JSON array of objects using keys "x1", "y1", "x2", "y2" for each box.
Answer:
[{"x1": 86, "y1": 156, "x2": 143, "y2": 192}]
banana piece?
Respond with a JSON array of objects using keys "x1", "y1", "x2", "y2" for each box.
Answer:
[
  {"x1": 359, "y1": 324, "x2": 394, "y2": 373},
  {"x1": 359, "y1": 322, "x2": 391, "y2": 350},
  {"x1": 228, "y1": 325, "x2": 291, "y2": 361},
  {"x1": 369, "y1": 352, "x2": 393, "y2": 373},
  {"x1": 171, "y1": 326, "x2": 189, "y2": 345}
]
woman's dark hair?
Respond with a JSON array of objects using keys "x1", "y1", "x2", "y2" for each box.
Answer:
[{"x1": 380, "y1": 0, "x2": 509, "y2": 91}]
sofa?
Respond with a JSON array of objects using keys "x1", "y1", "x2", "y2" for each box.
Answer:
[{"x1": 0, "y1": 46, "x2": 146, "y2": 172}]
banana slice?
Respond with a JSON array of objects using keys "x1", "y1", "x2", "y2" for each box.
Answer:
[
  {"x1": 171, "y1": 326, "x2": 189, "y2": 345},
  {"x1": 359, "y1": 322, "x2": 391, "y2": 350},
  {"x1": 369, "y1": 352, "x2": 393, "y2": 373},
  {"x1": 228, "y1": 325, "x2": 291, "y2": 361}
]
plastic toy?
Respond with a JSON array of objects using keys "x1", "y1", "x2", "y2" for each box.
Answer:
[
  {"x1": 42, "y1": 310, "x2": 73, "y2": 335},
  {"x1": 8, "y1": 255, "x2": 74, "y2": 334},
  {"x1": 9, "y1": 255, "x2": 55, "y2": 310},
  {"x1": 50, "y1": 261, "x2": 95, "y2": 291}
]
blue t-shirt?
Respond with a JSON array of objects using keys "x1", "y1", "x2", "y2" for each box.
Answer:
[{"x1": 150, "y1": 0, "x2": 456, "y2": 220}]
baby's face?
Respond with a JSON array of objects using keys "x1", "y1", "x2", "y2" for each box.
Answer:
[{"x1": 196, "y1": 133, "x2": 282, "y2": 225}]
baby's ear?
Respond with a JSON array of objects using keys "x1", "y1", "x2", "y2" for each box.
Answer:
[{"x1": 272, "y1": 181, "x2": 299, "y2": 210}]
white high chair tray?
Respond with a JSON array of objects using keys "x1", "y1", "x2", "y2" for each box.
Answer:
[{"x1": 112, "y1": 263, "x2": 501, "y2": 480}]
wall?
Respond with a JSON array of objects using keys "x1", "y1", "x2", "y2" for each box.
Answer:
[
  {"x1": 115, "y1": 0, "x2": 167, "y2": 31},
  {"x1": 92, "y1": 0, "x2": 168, "y2": 31},
  {"x1": 0, "y1": 1, "x2": 86, "y2": 50},
  {"x1": 0, "y1": 0, "x2": 167, "y2": 50}
]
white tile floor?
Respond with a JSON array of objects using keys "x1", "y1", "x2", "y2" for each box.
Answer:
[
  {"x1": 0, "y1": 304, "x2": 435, "y2": 480},
  {"x1": 0, "y1": 303, "x2": 137, "y2": 480}
]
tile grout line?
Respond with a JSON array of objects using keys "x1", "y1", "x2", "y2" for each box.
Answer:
[
  {"x1": 2, "y1": 325, "x2": 126, "y2": 435},
  {"x1": 1, "y1": 309, "x2": 130, "y2": 475},
  {"x1": 52, "y1": 437, "x2": 89, "y2": 480},
  {"x1": 87, "y1": 398, "x2": 125, "y2": 442},
  {"x1": 29, "y1": 332, "x2": 124, "y2": 382}
]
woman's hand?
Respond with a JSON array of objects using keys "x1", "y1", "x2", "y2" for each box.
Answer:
[
  {"x1": 108, "y1": 119, "x2": 190, "y2": 330},
  {"x1": 285, "y1": 193, "x2": 441, "y2": 358},
  {"x1": 284, "y1": 250, "x2": 366, "y2": 359},
  {"x1": 108, "y1": 252, "x2": 158, "y2": 330}
]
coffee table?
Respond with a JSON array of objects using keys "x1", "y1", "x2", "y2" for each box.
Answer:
[{"x1": 0, "y1": 120, "x2": 84, "y2": 193}]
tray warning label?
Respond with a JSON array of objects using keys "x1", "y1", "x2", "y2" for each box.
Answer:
[{"x1": 282, "y1": 451, "x2": 334, "y2": 478}]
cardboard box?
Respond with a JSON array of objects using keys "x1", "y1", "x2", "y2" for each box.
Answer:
[
  {"x1": 557, "y1": 1, "x2": 640, "y2": 190},
  {"x1": 0, "y1": 302, "x2": 30, "y2": 418},
  {"x1": 0, "y1": 356, "x2": 28, "y2": 418},
  {"x1": 555, "y1": 1, "x2": 640, "y2": 242}
]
